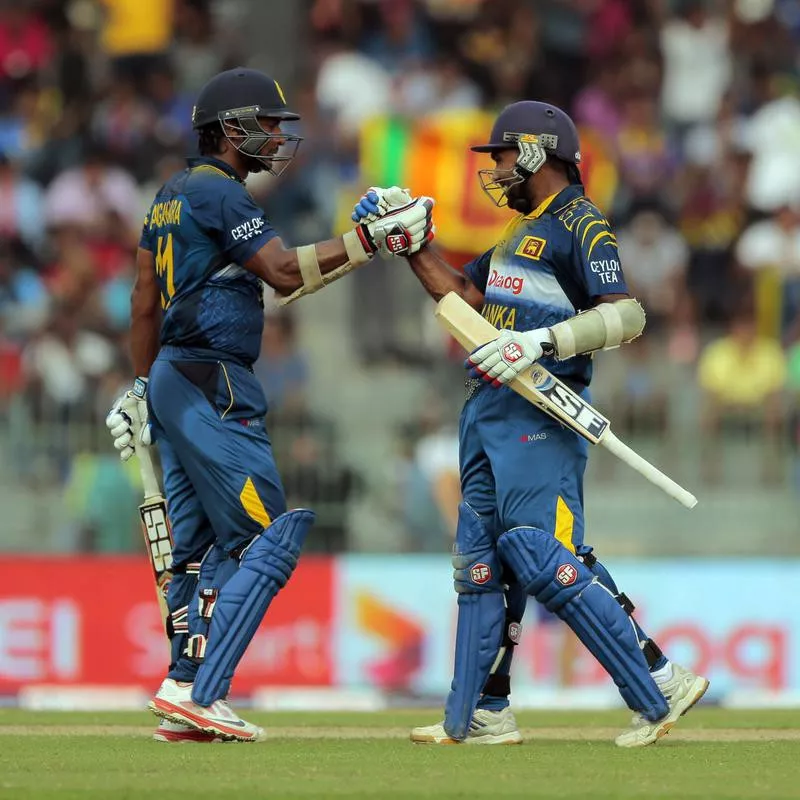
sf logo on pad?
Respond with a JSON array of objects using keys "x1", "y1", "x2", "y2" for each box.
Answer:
[
  {"x1": 470, "y1": 563, "x2": 492, "y2": 584},
  {"x1": 502, "y1": 342, "x2": 524, "y2": 363},
  {"x1": 556, "y1": 564, "x2": 578, "y2": 586}
]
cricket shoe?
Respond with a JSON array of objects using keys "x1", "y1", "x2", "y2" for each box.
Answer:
[
  {"x1": 411, "y1": 707, "x2": 523, "y2": 745},
  {"x1": 148, "y1": 678, "x2": 266, "y2": 742},
  {"x1": 152, "y1": 719, "x2": 222, "y2": 743},
  {"x1": 615, "y1": 663, "x2": 710, "y2": 748}
]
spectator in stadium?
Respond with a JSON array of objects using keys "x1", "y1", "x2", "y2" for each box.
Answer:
[{"x1": 698, "y1": 307, "x2": 787, "y2": 484}]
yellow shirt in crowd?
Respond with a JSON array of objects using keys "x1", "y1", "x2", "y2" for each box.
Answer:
[
  {"x1": 100, "y1": 0, "x2": 173, "y2": 56},
  {"x1": 698, "y1": 336, "x2": 786, "y2": 407}
]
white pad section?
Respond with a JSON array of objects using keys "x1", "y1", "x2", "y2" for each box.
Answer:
[
  {"x1": 549, "y1": 298, "x2": 645, "y2": 359},
  {"x1": 275, "y1": 230, "x2": 373, "y2": 306}
]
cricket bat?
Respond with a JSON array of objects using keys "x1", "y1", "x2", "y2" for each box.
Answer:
[
  {"x1": 436, "y1": 292, "x2": 697, "y2": 509},
  {"x1": 137, "y1": 445, "x2": 174, "y2": 633}
]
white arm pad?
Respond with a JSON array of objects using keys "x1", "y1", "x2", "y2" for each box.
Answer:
[
  {"x1": 549, "y1": 298, "x2": 646, "y2": 359},
  {"x1": 275, "y1": 230, "x2": 373, "y2": 306}
]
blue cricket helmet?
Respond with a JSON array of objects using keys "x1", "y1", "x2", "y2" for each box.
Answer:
[
  {"x1": 472, "y1": 101, "x2": 582, "y2": 208},
  {"x1": 192, "y1": 67, "x2": 302, "y2": 177},
  {"x1": 471, "y1": 100, "x2": 581, "y2": 167}
]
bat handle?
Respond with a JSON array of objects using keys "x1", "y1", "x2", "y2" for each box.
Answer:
[
  {"x1": 136, "y1": 445, "x2": 162, "y2": 501},
  {"x1": 600, "y1": 431, "x2": 698, "y2": 509}
]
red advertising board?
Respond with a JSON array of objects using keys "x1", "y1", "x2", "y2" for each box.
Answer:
[{"x1": 0, "y1": 557, "x2": 334, "y2": 694}]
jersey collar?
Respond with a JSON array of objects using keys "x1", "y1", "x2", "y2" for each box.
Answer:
[
  {"x1": 186, "y1": 156, "x2": 244, "y2": 183},
  {"x1": 524, "y1": 183, "x2": 585, "y2": 219}
]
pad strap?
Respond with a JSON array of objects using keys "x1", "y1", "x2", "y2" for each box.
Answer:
[{"x1": 549, "y1": 298, "x2": 645, "y2": 359}]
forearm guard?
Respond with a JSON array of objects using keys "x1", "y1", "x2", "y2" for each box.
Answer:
[
  {"x1": 549, "y1": 298, "x2": 645, "y2": 359},
  {"x1": 275, "y1": 230, "x2": 372, "y2": 306}
]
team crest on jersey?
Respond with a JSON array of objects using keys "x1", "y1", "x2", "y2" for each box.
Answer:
[{"x1": 515, "y1": 235, "x2": 546, "y2": 260}]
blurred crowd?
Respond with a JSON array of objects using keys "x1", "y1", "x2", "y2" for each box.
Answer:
[{"x1": 1, "y1": 0, "x2": 800, "y2": 552}]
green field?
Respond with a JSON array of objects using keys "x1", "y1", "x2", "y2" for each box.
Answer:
[{"x1": 0, "y1": 709, "x2": 798, "y2": 799}]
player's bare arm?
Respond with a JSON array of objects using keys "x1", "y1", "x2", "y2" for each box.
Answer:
[
  {"x1": 252, "y1": 198, "x2": 434, "y2": 304},
  {"x1": 130, "y1": 247, "x2": 162, "y2": 378},
  {"x1": 407, "y1": 247, "x2": 485, "y2": 309}
]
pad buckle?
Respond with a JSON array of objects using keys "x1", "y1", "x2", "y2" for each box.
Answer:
[
  {"x1": 198, "y1": 588, "x2": 218, "y2": 620},
  {"x1": 185, "y1": 634, "x2": 207, "y2": 662}
]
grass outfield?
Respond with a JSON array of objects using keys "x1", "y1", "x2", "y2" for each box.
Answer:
[{"x1": 0, "y1": 709, "x2": 798, "y2": 799}]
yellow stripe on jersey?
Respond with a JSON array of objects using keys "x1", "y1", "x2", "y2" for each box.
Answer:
[
  {"x1": 554, "y1": 496, "x2": 576, "y2": 554},
  {"x1": 191, "y1": 164, "x2": 234, "y2": 180},
  {"x1": 580, "y1": 219, "x2": 607, "y2": 247},
  {"x1": 240, "y1": 477, "x2": 271, "y2": 528},
  {"x1": 219, "y1": 363, "x2": 234, "y2": 419},
  {"x1": 587, "y1": 230, "x2": 617, "y2": 259},
  {"x1": 524, "y1": 192, "x2": 558, "y2": 220}
]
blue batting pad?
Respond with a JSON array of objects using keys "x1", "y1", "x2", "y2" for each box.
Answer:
[
  {"x1": 499, "y1": 526, "x2": 668, "y2": 721},
  {"x1": 191, "y1": 509, "x2": 315, "y2": 706},
  {"x1": 443, "y1": 503, "x2": 507, "y2": 740}
]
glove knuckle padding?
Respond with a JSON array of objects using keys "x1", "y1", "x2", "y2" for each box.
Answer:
[
  {"x1": 191, "y1": 509, "x2": 315, "y2": 706},
  {"x1": 444, "y1": 503, "x2": 507, "y2": 739},
  {"x1": 497, "y1": 527, "x2": 668, "y2": 721}
]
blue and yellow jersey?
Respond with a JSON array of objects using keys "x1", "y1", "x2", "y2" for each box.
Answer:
[
  {"x1": 464, "y1": 184, "x2": 627, "y2": 386},
  {"x1": 139, "y1": 156, "x2": 277, "y2": 367}
]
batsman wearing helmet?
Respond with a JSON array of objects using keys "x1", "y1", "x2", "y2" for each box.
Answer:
[
  {"x1": 353, "y1": 101, "x2": 708, "y2": 747},
  {"x1": 105, "y1": 68, "x2": 434, "y2": 742}
]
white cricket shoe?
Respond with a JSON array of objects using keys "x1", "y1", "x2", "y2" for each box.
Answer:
[
  {"x1": 152, "y1": 719, "x2": 221, "y2": 743},
  {"x1": 615, "y1": 663, "x2": 710, "y2": 748},
  {"x1": 411, "y1": 707, "x2": 523, "y2": 745},
  {"x1": 148, "y1": 678, "x2": 266, "y2": 742}
]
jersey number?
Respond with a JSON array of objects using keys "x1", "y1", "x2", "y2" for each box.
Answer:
[{"x1": 155, "y1": 234, "x2": 175, "y2": 309}]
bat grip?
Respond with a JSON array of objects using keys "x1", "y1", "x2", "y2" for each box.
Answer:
[
  {"x1": 600, "y1": 431, "x2": 698, "y2": 509},
  {"x1": 137, "y1": 446, "x2": 162, "y2": 501}
]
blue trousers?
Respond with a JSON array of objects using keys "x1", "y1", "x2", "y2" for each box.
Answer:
[{"x1": 148, "y1": 354, "x2": 287, "y2": 567}]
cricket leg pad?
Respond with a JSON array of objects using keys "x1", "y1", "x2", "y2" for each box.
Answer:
[
  {"x1": 580, "y1": 547, "x2": 667, "y2": 671},
  {"x1": 443, "y1": 502, "x2": 506, "y2": 740},
  {"x1": 191, "y1": 509, "x2": 315, "y2": 706},
  {"x1": 498, "y1": 526, "x2": 668, "y2": 721},
  {"x1": 477, "y1": 579, "x2": 525, "y2": 711}
]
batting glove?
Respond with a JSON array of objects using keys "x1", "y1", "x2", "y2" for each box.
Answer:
[
  {"x1": 466, "y1": 328, "x2": 554, "y2": 387},
  {"x1": 351, "y1": 186, "x2": 412, "y2": 223},
  {"x1": 352, "y1": 190, "x2": 435, "y2": 257},
  {"x1": 105, "y1": 377, "x2": 152, "y2": 461}
]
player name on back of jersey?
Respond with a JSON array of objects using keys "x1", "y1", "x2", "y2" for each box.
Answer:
[{"x1": 149, "y1": 199, "x2": 183, "y2": 229}]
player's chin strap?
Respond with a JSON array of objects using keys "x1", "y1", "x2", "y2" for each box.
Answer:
[
  {"x1": 549, "y1": 298, "x2": 645, "y2": 360},
  {"x1": 274, "y1": 230, "x2": 371, "y2": 306}
]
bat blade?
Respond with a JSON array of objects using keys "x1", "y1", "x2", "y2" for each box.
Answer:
[{"x1": 137, "y1": 443, "x2": 174, "y2": 634}]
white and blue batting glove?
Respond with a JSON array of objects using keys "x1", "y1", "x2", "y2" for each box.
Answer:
[
  {"x1": 351, "y1": 186, "x2": 413, "y2": 223},
  {"x1": 105, "y1": 377, "x2": 152, "y2": 461},
  {"x1": 466, "y1": 328, "x2": 555, "y2": 387},
  {"x1": 354, "y1": 195, "x2": 436, "y2": 258}
]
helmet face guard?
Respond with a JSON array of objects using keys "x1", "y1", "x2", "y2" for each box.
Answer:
[
  {"x1": 219, "y1": 106, "x2": 302, "y2": 177},
  {"x1": 476, "y1": 131, "x2": 569, "y2": 207}
]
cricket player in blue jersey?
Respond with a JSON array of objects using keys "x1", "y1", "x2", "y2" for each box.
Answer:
[
  {"x1": 105, "y1": 67, "x2": 434, "y2": 742},
  {"x1": 353, "y1": 101, "x2": 708, "y2": 747}
]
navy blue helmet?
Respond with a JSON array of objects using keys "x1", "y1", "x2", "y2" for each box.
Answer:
[
  {"x1": 192, "y1": 68, "x2": 302, "y2": 176},
  {"x1": 472, "y1": 101, "x2": 582, "y2": 208}
]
